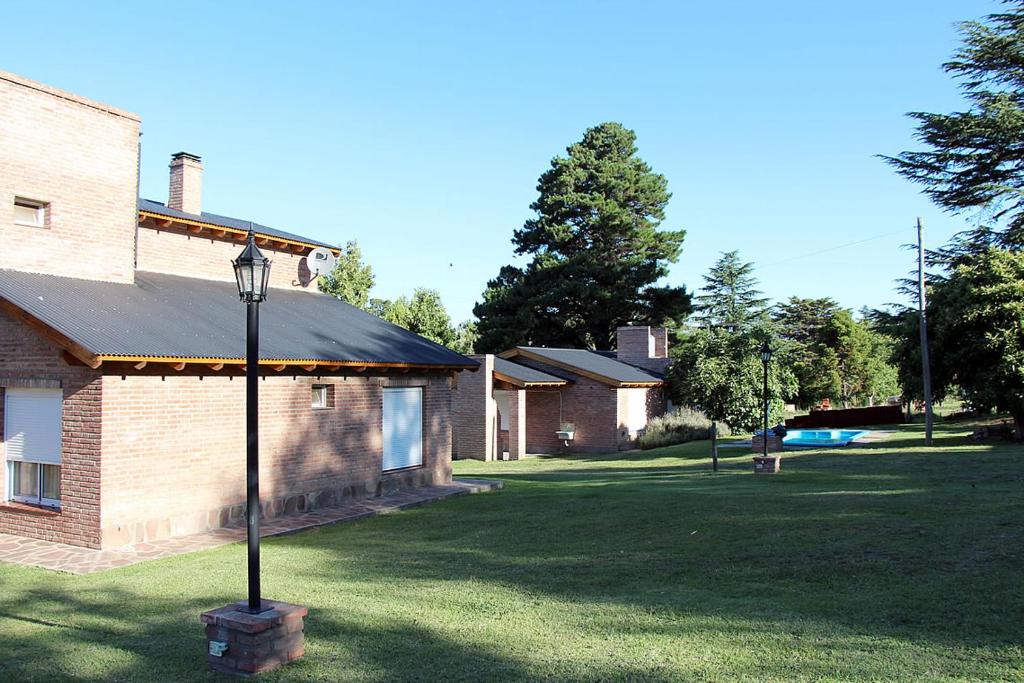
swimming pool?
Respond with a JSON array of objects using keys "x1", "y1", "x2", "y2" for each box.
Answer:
[{"x1": 782, "y1": 429, "x2": 869, "y2": 447}]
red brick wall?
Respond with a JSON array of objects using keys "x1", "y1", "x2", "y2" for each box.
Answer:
[
  {"x1": 99, "y1": 373, "x2": 452, "y2": 548},
  {"x1": 525, "y1": 391, "x2": 563, "y2": 453},
  {"x1": 450, "y1": 354, "x2": 495, "y2": 460},
  {"x1": 512, "y1": 356, "x2": 620, "y2": 453},
  {"x1": 0, "y1": 310, "x2": 103, "y2": 548},
  {"x1": 0, "y1": 71, "x2": 140, "y2": 283},
  {"x1": 135, "y1": 227, "x2": 321, "y2": 293}
]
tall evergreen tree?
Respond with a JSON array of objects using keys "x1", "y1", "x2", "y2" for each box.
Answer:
[
  {"x1": 883, "y1": 1, "x2": 1024, "y2": 248},
  {"x1": 474, "y1": 122, "x2": 690, "y2": 352},
  {"x1": 693, "y1": 251, "x2": 768, "y2": 330}
]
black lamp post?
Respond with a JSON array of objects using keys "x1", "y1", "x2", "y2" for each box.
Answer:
[
  {"x1": 760, "y1": 341, "x2": 773, "y2": 458},
  {"x1": 232, "y1": 230, "x2": 271, "y2": 614}
]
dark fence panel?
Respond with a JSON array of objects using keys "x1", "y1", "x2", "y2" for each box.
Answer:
[{"x1": 786, "y1": 405, "x2": 904, "y2": 429}]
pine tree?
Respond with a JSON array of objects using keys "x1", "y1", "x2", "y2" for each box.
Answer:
[
  {"x1": 474, "y1": 122, "x2": 690, "y2": 352},
  {"x1": 692, "y1": 251, "x2": 768, "y2": 330},
  {"x1": 883, "y1": 1, "x2": 1024, "y2": 247}
]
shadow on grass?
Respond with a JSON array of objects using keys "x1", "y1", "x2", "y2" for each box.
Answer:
[
  {"x1": 0, "y1": 586, "x2": 232, "y2": 682},
  {"x1": 3, "y1": 427, "x2": 1022, "y2": 680},
  {"x1": 338, "y1": 439, "x2": 1024, "y2": 651}
]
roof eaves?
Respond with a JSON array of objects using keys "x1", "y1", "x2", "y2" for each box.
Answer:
[{"x1": 138, "y1": 201, "x2": 337, "y2": 253}]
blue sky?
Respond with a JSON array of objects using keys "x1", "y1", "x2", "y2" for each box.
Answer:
[{"x1": 3, "y1": 1, "x2": 997, "y2": 322}]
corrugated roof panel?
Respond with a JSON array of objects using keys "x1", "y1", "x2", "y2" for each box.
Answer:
[
  {"x1": 511, "y1": 347, "x2": 662, "y2": 384},
  {"x1": 493, "y1": 357, "x2": 567, "y2": 385},
  {"x1": 0, "y1": 269, "x2": 477, "y2": 368}
]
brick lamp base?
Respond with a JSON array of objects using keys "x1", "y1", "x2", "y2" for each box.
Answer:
[
  {"x1": 201, "y1": 600, "x2": 307, "y2": 675},
  {"x1": 753, "y1": 455, "x2": 782, "y2": 474}
]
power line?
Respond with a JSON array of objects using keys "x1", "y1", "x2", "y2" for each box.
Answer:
[{"x1": 758, "y1": 228, "x2": 908, "y2": 269}]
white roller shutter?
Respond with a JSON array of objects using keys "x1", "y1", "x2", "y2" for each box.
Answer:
[
  {"x1": 382, "y1": 387, "x2": 423, "y2": 471},
  {"x1": 5, "y1": 388, "x2": 62, "y2": 464}
]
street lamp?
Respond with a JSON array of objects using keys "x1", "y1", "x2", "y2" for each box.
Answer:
[
  {"x1": 760, "y1": 341, "x2": 773, "y2": 459},
  {"x1": 232, "y1": 230, "x2": 271, "y2": 613}
]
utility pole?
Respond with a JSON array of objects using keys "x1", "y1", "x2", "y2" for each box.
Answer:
[{"x1": 917, "y1": 218, "x2": 934, "y2": 445}]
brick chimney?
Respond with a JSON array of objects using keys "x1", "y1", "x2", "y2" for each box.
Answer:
[
  {"x1": 616, "y1": 325, "x2": 671, "y2": 374},
  {"x1": 168, "y1": 152, "x2": 202, "y2": 215}
]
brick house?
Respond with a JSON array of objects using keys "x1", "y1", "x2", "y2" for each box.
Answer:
[
  {"x1": 452, "y1": 326, "x2": 670, "y2": 459},
  {"x1": 0, "y1": 71, "x2": 476, "y2": 550}
]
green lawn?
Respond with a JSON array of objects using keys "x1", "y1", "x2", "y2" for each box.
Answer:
[{"x1": 1, "y1": 424, "x2": 1022, "y2": 681}]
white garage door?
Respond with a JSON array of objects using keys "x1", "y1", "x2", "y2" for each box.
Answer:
[{"x1": 382, "y1": 387, "x2": 423, "y2": 471}]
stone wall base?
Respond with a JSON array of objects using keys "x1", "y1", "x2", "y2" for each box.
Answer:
[
  {"x1": 202, "y1": 600, "x2": 307, "y2": 676},
  {"x1": 103, "y1": 467, "x2": 449, "y2": 548}
]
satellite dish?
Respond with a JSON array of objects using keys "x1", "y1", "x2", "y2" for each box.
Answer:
[{"x1": 306, "y1": 247, "x2": 337, "y2": 277}]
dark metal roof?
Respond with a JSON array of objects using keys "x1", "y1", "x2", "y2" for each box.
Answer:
[
  {"x1": 493, "y1": 357, "x2": 567, "y2": 385},
  {"x1": 507, "y1": 347, "x2": 662, "y2": 385},
  {"x1": 0, "y1": 269, "x2": 477, "y2": 368},
  {"x1": 138, "y1": 198, "x2": 335, "y2": 250}
]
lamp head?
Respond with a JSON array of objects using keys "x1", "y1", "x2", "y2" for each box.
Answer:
[{"x1": 232, "y1": 230, "x2": 272, "y2": 303}]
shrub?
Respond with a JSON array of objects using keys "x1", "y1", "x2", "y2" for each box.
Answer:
[{"x1": 636, "y1": 408, "x2": 728, "y2": 450}]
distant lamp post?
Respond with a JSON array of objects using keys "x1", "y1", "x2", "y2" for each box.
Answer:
[
  {"x1": 750, "y1": 340, "x2": 783, "y2": 474},
  {"x1": 232, "y1": 230, "x2": 271, "y2": 613},
  {"x1": 760, "y1": 341, "x2": 773, "y2": 459}
]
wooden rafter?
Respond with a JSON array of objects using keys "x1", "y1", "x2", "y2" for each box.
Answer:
[{"x1": 137, "y1": 210, "x2": 341, "y2": 255}]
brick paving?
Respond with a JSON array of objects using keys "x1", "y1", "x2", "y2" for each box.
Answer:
[{"x1": 0, "y1": 478, "x2": 501, "y2": 575}]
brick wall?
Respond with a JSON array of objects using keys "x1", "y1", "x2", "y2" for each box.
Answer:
[
  {"x1": 512, "y1": 356, "x2": 620, "y2": 453},
  {"x1": 450, "y1": 354, "x2": 495, "y2": 460},
  {"x1": 524, "y1": 391, "x2": 562, "y2": 453},
  {"x1": 0, "y1": 71, "x2": 139, "y2": 283},
  {"x1": 99, "y1": 373, "x2": 452, "y2": 548},
  {"x1": 0, "y1": 310, "x2": 103, "y2": 548},
  {"x1": 136, "y1": 227, "x2": 320, "y2": 292}
]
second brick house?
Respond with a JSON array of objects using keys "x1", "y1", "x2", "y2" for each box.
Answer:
[
  {"x1": 0, "y1": 71, "x2": 477, "y2": 550},
  {"x1": 452, "y1": 326, "x2": 670, "y2": 459}
]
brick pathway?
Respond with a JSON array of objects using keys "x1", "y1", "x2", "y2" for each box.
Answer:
[{"x1": 0, "y1": 478, "x2": 501, "y2": 575}]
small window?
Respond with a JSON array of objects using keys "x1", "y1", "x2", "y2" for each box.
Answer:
[
  {"x1": 9, "y1": 462, "x2": 61, "y2": 507},
  {"x1": 13, "y1": 198, "x2": 47, "y2": 228},
  {"x1": 312, "y1": 384, "x2": 333, "y2": 409}
]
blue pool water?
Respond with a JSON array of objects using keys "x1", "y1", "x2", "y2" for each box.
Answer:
[{"x1": 782, "y1": 429, "x2": 869, "y2": 447}]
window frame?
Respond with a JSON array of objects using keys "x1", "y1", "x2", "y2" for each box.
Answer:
[
  {"x1": 8, "y1": 461, "x2": 61, "y2": 508},
  {"x1": 4, "y1": 388, "x2": 63, "y2": 509},
  {"x1": 13, "y1": 198, "x2": 47, "y2": 228},
  {"x1": 381, "y1": 386, "x2": 424, "y2": 472},
  {"x1": 311, "y1": 384, "x2": 332, "y2": 410}
]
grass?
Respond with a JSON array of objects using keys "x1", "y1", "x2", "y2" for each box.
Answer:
[{"x1": 1, "y1": 423, "x2": 1022, "y2": 681}]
